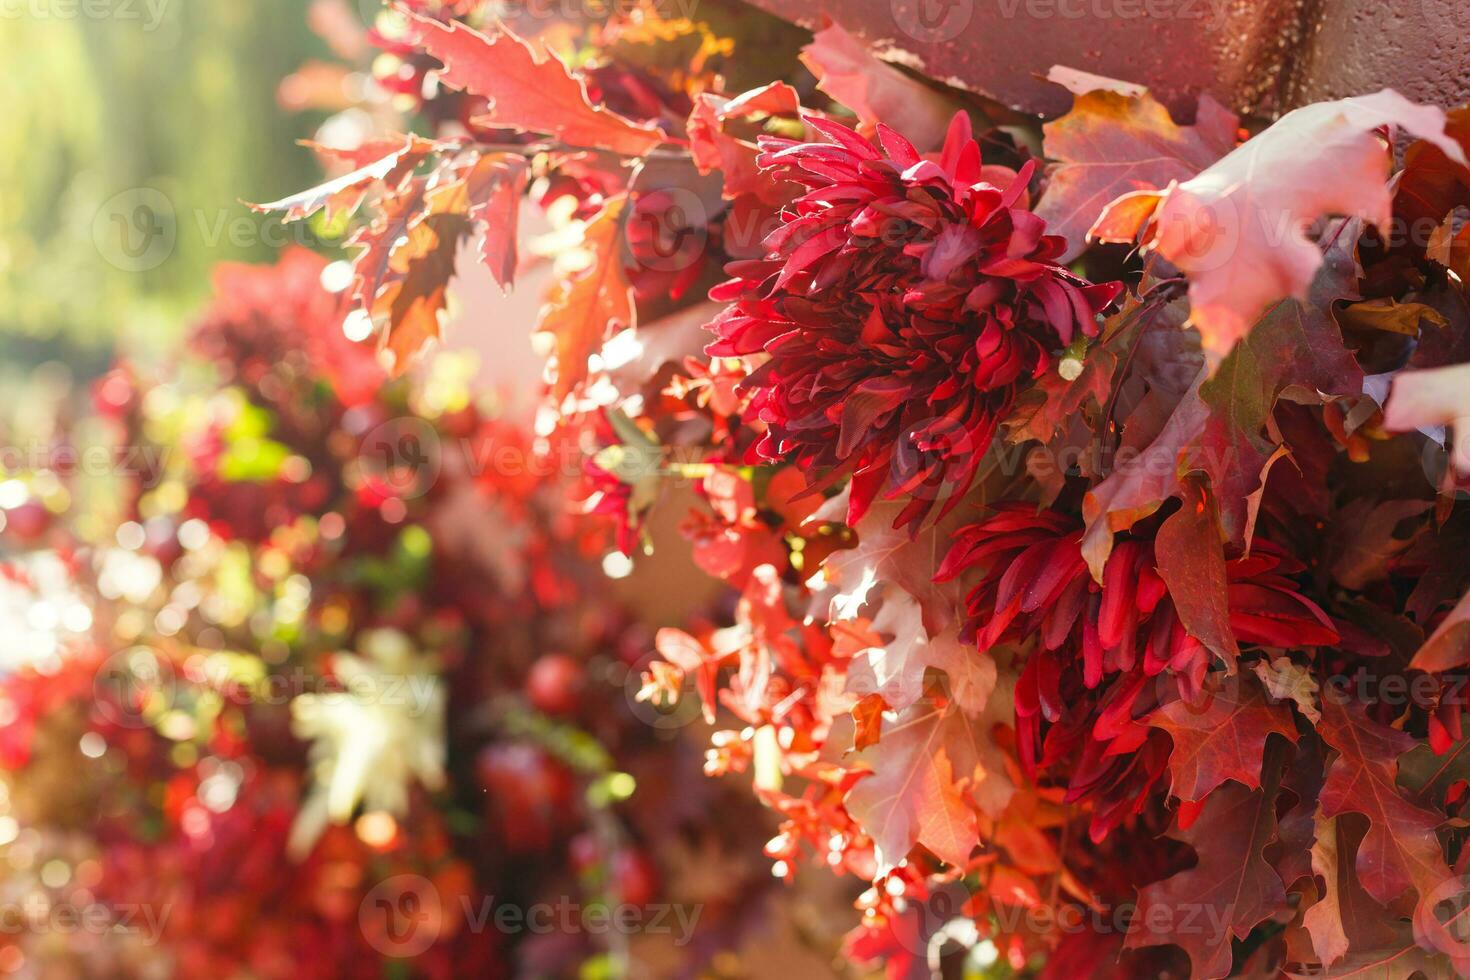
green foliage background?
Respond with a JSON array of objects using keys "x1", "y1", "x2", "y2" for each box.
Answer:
[{"x1": 0, "y1": 0, "x2": 330, "y2": 371}]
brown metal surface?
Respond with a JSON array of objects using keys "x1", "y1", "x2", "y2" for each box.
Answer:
[{"x1": 747, "y1": 0, "x2": 1470, "y2": 119}]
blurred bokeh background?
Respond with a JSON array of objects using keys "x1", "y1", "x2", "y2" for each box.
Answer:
[{"x1": 0, "y1": 0, "x2": 328, "y2": 371}]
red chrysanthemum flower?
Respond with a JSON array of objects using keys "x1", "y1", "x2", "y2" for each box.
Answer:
[
  {"x1": 707, "y1": 113, "x2": 1121, "y2": 527},
  {"x1": 937, "y1": 504, "x2": 1340, "y2": 840}
]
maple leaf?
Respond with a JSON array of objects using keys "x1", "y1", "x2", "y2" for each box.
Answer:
[
  {"x1": 1317, "y1": 700, "x2": 1452, "y2": 907},
  {"x1": 401, "y1": 10, "x2": 667, "y2": 156},
  {"x1": 1148, "y1": 673, "x2": 1297, "y2": 804},
  {"x1": 1384, "y1": 363, "x2": 1470, "y2": 475},
  {"x1": 798, "y1": 22, "x2": 960, "y2": 151},
  {"x1": 1125, "y1": 775, "x2": 1288, "y2": 979},
  {"x1": 535, "y1": 194, "x2": 634, "y2": 402},
  {"x1": 249, "y1": 134, "x2": 439, "y2": 223},
  {"x1": 1036, "y1": 67, "x2": 1237, "y2": 262},
  {"x1": 1092, "y1": 90, "x2": 1467, "y2": 364}
]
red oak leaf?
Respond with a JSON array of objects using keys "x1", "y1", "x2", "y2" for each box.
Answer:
[
  {"x1": 1036, "y1": 67, "x2": 1237, "y2": 262},
  {"x1": 535, "y1": 194, "x2": 634, "y2": 402},
  {"x1": 1317, "y1": 700, "x2": 1452, "y2": 907},
  {"x1": 1093, "y1": 90, "x2": 1467, "y2": 364},
  {"x1": 249, "y1": 133, "x2": 440, "y2": 222},
  {"x1": 1148, "y1": 674, "x2": 1297, "y2": 804},
  {"x1": 400, "y1": 10, "x2": 668, "y2": 156},
  {"x1": 1154, "y1": 478, "x2": 1239, "y2": 664},
  {"x1": 1125, "y1": 775, "x2": 1289, "y2": 979}
]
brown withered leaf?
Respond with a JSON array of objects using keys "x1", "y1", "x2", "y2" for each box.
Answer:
[
  {"x1": 402, "y1": 11, "x2": 667, "y2": 156},
  {"x1": 1037, "y1": 67, "x2": 1236, "y2": 262},
  {"x1": 1339, "y1": 298, "x2": 1449, "y2": 337}
]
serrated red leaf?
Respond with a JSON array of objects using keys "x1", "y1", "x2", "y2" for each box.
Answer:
[
  {"x1": 401, "y1": 10, "x2": 667, "y2": 157},
  {"x1": 1148, "y1": 674, "x2": 1296, "y2": 804},
  {"x1": 1125, "y1": 776, "x2": 1289, "y2": 979},
  {"x1": 1318, "y1": 700, "x2": 1452, "y2": 907}
]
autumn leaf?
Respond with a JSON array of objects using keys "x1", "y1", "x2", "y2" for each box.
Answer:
[
  {"x1": 1125, "y1": 776, "x2": 1288, "y2": 979},
  {"x1": 1080, "y1": 365, "x2": 1208, "y2": 581},
  {"x1": 1408, "y1": 588, "x2": 1470, "y2": 673},
  {"x1": 816, "y1": 494, "x2": 966, "y2": 635},
  {"x1": 1148, "y1": 673, "x2": 1296, "y2": 803},
  {"x1": 377, "y1": 200, "x2": 469, "y2": 371},
  {"x1": 249, "y1": 134, "x2": 440, "y2": 223},
  {"x1": 535, "y1": 194, "x2": 634, "y2": 402},
  {"x1": 1384, "y1": 363, "x2": 1470, "y2": 475},
  {"x1": 1395, "y1": 105, "x2": 1470, "y2": 238},
  {"x1": 401, "y1": 9, "x2": 668, "y2": 156},
  {"x1": 465, "y1": 153, "x2": 527, "y2": 290},
  {"x1": 798, "y1": 21, "x2": 961, "y2": 151},
  {"x1": 1154, "y1": 478, "x2": 1238, "y2": 664},
  {"x1": 1092, "y1": 90, "x2": 1468, "y2": 364},
  {"x1": 1318, "y1": 699, "x2": 1452, "y2": 907},
  {"x1": 845, "y1": 699, "x2": 979, "y2": 871},
  {"x1": 1036, "y1": 67, "x2": 1236, "y2": 262},
  {"x1": 686, "y1": 82, "x2": 800, "y2": 203},
  {"x1": 846, "y1": 587, "x2": 993, "y2": 714}
]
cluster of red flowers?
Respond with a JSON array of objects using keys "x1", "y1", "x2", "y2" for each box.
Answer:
[{"x1": 710, "y1": 114, "x2": 1120, "y2": 527}]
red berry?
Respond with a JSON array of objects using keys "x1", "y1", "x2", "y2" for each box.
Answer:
[
  {"x1": 609, "y1": 849, "x2": 658, "y2": 906},
  {"x1": 525, "y1": 654, "x2": 584, "y2": 717}
]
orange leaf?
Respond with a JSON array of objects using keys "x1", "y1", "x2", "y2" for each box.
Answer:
[
  {"x1": 402, "y1": 10, "x2": 668, "y2": 157},
  {"x1": 535, "y1": 194, "x2": 634, "y2": 401}
]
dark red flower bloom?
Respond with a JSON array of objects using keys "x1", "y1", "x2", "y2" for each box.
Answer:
[
  {"x1": 938, "y1": 504, "x2": 1339, "y2": 840},
  {"x1": 707, "y1": 113, "x2": 1121, "y2": 527}
]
